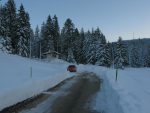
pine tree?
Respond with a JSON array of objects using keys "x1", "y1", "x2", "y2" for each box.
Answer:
[
  {"x1": 52, "y1": 15, "x2": 60, "y2": 52},
  {"x1": 94, "y1": 28, "x2": 109, "y2": 66},
  {"x1": 84, "y1": 28, "x2": 107, "y2": 65},
  {"x1": 96, "y1": 43, "x2": 112, "y2": 67},
  {"x1": 144, "y1": 47, "x2": 150, "y2": 67},
  {"x1": 32, "y1": 26, "x2": 40, "y2": 58},
  {"x1": 0, "y1": 5, "x2": 3, "y2": 47},
  {"x1": 0, "y1": 5, "x2": 10, "y2": 51},
  {"x1": 106, "y1": 42, "x2": 113, "y2": 67},
  {"x1": 67, "y1": 48, "x2": 76, "y2": 63},
  {"x1": 130, "y1": 43, "x2": 141, "y2": 67},
  {"x1": 30, "y1": 28, "x2": 36, "y2": 58},
  {"x1": 87, "y1": 40, "x2": 97, "y2": 64},
  {"x1": 115, "y1": 37, "x2": 128, "y2": 69},
  {"x1": 61, "y1": 18, "x2": 75, "y2": 60},
  {"x1": 72, "y1": 28, "x2": 81, "y2": 63},
  {"x1": 138, "y1": 39, "x2": 145, "y2": 67},
  {"x1": 4, "y1": 0, "x2": 18, "y2": 54},
  {"x1": 78, "y1": 28, "x2": 86, "y2": 64},
  {"x1": 95, "y1": 43, "x2": 105, "y2": 66},
  {"x1": 45, "y1": 15, "x2": 54, "y2": 52},
  {"x1": 0, "y1": 5, "x2": 3, "y2": 36},
  {"x1": 83, "y1": 31, "x2": 94, "y2": 64},
  {"x1": 18, "y1": 4, "x2": 31, "y2": 57},
  {"x1": 40, "y1": 22, "x2": 45, "y2": 54},
  {"x1": 40, "y1": 22, "x2": 46, "y2": 40},
  {"x1": 72, "y1": 28, "x2": 86, "y2": 64},
  {"x1": 34, "y1": 25, "x2": 40, "y2": 40},
  {"x1": 94, "y1": 27, "x2": 106, "y2": 44}
]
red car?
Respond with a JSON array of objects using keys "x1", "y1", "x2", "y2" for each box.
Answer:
[{"x1": 67, "y1": 65, "x2": 77, "y2": 72}]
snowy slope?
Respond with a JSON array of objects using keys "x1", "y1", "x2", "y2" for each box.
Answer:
[
  {"x1": 0, "y1": 51, "x2": 69, "y2": 111},
  {"x1": 103, "y1": 68, "x2": 150, "y2": 113},
  {"x1": 78, "y1": 64, "x2": 150, "y2": 113}
]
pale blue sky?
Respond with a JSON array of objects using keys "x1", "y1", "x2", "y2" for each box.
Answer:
[{"x1": 1, "y1": 0, "x2": 150, "y2": 41}]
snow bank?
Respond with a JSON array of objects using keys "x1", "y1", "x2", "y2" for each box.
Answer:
[
  {"x1": 0, "y1": 51, "x2": 69, "y2": 111},
  {"x1": 78, "y1": 64, "x2": 150, "y2": 113},
  {"x1": 104, "y1": 68, "x2": 150, "y2": 113},
  {"x1": 78, "y1": 64, "x2": 123, "y2": 113},
  {"x1": 92, "y1": 69, "x2": 124, "y2": 113}
]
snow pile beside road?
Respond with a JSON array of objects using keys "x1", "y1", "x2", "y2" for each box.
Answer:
[
  {"x1": 78, "y1": 64, "x2": 150, "y2": 113},
  {"x1": 92, "y1": 69, "x2": 124, "y2": 113},
  {"x1": 78, "y1": 64, "x2": 123, "y2": 113},
  {"x1": 0, "y1": 51, "x2": 69, "y2": 111},
  {"x1": 103, "y1": 68, "x2": 150, "y2": 113}
]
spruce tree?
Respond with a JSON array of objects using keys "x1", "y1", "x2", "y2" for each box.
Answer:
[
  {"x1": 32, "y1": 26, "x2": 40, "y2": 58},
  {"x1": 83, "y1": 31, "x2": 94, "y2": 64},
  {"x1": 87, "y1": 41, "x2": 97, "y2": 64},
  {"x1": 72, "y1": 28, "x2": 81, "y2": 63},
  {"x1": 115, "y1": 37, "x2": 128, "y2": 69},
  {"x1": 40, "y1": 22, "x2": 46, "y2": 40},
  {"x1": 0, "y1": 5, "x2": 3, "y2": 36},
  {"x1": 4, "y1": 0, "x2": 18, "y2": 54},
  {"x1": 73, "y1": 28, "x2": 86, "y2": 64},
  {"x1": 130, "y1": 44, "x2": 141, "y2": 67},
  {"x1": 96, "y1": 43, "x2": 112, "y2": 67},
  {"x1": 95, "y1": 43, "x2": 105, "y2": 66},
  {"x1": 0, "y1": 6, "x2": 7, "y2": 37},
  {"x1": 45, "y1": 15, "x2": 54, "y2": 52},
  {"x1": 138, "y1": 39, "x2": 145, "y2": 67},
  {"x1": 67, "y1": 48, "x2": 76, "y2": 63},
  {"x1": 30, "y1": 28, "x2": 36, "y2": 58},
  {"x1": 144, "y1": 47, "x2": 150, "y2": 67},
  {"x1": 18, "y1": 4, "x2": 31, "y2": 57},
  {"x1": 40, "y1": 22, "x2": 46, "y2": 55},
  {"x1": 34, "y1": 25, "x2": 40, "y2": 40},
  {"x1": 94, "y1": 27, "x2": 106, "y2": 44},
  {"x1": 106, "y1": 42, "x2": 113, "y2": 67},
  {"x1": 94, "y1": 28, "x2": 108, "y2": 66},
  {"x1": 52, "y1": 15, "x2": 60, "y2": 52},
  {"x1": 84, "y1": 28, "x2": 107, "y2": 65},
  {"x1": 61, "y1": 18, "x2": 75, "y2": 60},
  {"x1": 79, "y1": 28, "x2": 86, "y2": 64}
]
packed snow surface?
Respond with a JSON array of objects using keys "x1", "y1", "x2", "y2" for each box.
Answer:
[{"x1": 0, "y1": 51, "x2": 69, "y2": 111}]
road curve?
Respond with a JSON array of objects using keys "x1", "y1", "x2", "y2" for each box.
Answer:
[
  {"x1": 0, "y1": 72, "x2": 101, "y2": 113},
  {"x1": 49, "y1": 72, "x2": 101, "y2": 113}
]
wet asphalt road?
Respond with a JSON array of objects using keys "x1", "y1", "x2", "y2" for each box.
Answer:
[
  {"x1": 49, "y1": 72, "x2": 101, "y2": 113},
  {"x1": 0, "y1": 72, "x2": 101, "y2": 113}
]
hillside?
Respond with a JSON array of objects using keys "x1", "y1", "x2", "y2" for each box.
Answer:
[{"x1": 0, "y1": 51, "x2": 69, "y2": 111}]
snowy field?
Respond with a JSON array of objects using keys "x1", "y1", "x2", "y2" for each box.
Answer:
[
  {"x1": 0, "y1": 51, "x2": 70, "y2": 111},
  {"x1": 78, "y1": 64, "x2": 150, "y2": 113}
]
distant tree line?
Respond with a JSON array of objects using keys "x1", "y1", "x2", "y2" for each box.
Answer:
[{"x1": 0, "y1": 0, "x2": 150, "y2": 68}]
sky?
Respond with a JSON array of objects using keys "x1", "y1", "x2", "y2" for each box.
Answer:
[{"x1": 1, "y1": 0, "x2": 150, "y2": 42}]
